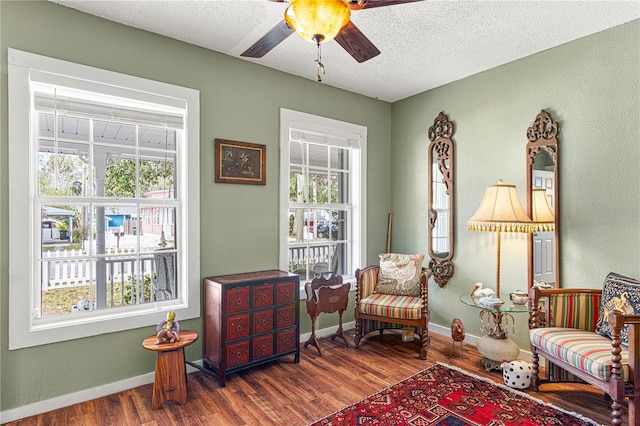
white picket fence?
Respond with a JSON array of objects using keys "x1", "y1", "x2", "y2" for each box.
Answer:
[
  {"x1": 41, "y1": 247, "x2": 158, "y2": 291},
  {"x1": 42, "y1": 244, "x2": 335, "y2": 292}
]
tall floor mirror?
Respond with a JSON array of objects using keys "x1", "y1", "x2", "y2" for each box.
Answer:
[
  {"x1": 526, "y1": 110, "x2": 560, "y2": 289},
  {"x1": 428, "y1": 112, "x2": 455, "y2": 287}
]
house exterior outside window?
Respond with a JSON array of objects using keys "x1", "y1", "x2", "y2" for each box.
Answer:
[
  {"x1": 279, "y1": 109, "x2": 366, "y2": 291},
  {"x1": 8, "y1": 49, "x2": 200, "y2": 349}
]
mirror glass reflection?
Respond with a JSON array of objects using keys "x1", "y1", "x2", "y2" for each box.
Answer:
[
  {"x1": 427, "y1": 111, "x2": 455, "y2": 287},
  {"x1": 431, "y1": 151, "x2": 450, "y2": 258},
  {"x1": 532, "y1": 149, "x2": 556, "y2": 285},
  {"x1": 526, "y1": 110, "x2": 560, "y2": 289}
]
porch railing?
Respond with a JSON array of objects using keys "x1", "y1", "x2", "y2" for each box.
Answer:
[
  {"x1": 287, "y1": 243, "x2": 335, "y2": 276},
  {"x1": 41, "y1": 248, "x2": 160, "y2": 291}
]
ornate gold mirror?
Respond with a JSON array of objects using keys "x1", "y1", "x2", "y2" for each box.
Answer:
[
  {"x1": 526, "y1": 110, "x2": 560, "y2": 288},
  {"x1": 427, "y1": 112, "x2": 455, "y2": 287}
]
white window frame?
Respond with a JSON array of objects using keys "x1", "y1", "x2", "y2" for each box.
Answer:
[
  {"x1": 279, "y1": 108, "x2": 366, "y2": 295},
  {"x1": 8, "y1": 49, "x2": 201, "y2": 350}
]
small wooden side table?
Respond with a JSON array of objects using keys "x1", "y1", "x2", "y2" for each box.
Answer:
[
  {"x1": 304, "y1": 274, "x2": 350, "y2": 356},
  {"x1": 142, "y1": 330, "x2": 198, "y2": 409}
]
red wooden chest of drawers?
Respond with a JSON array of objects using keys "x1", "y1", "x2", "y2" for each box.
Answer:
[{"x1": 203, "y1": 270, "x2": 300, "y2": 386}]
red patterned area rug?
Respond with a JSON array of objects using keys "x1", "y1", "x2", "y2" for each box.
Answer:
[{"x1": 308, "y1": 363, "x2": 599, "y2": 426}]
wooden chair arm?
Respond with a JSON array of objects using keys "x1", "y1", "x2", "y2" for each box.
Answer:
[{"x1": 607, "y1": 312, "x2": 640, "y2": 327}]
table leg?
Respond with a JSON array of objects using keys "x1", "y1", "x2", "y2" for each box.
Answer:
[
  {"x1": 152, "y1": 348, "x2": 187, "y2": 409},
  {"x1": 304, "y1": 315, "x2": 322, "y2": 356},
  {"x1": 330, "y1": 310, "x2": 350, "y2": 348}
]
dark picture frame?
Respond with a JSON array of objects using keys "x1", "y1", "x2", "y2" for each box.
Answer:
[{"x1": 214, "y1": 138, "x2": 266, "y2": 185}]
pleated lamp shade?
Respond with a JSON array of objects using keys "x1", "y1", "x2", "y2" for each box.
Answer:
[
  {"x1": 467, "y1": 180, "x2": 532, "y2": 233},
  {"x1": 530, "y1": 189, "x2": 555, "y2": 232}
]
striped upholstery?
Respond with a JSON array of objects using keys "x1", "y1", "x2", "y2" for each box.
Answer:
[
  {"x1": 548, "y1": 293, "x2": 601, "y2": 330},
  {"x1": 359, "y1": 293, "x2": 424, "y2": 320},
  {"x1": 530, "y1": 327, "x2": 629, "y2": 382},
  {"x1": 359, "y1": 266, "x2": 379, "y2": 298}
]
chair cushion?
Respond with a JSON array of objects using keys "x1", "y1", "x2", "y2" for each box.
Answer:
[
  {"x1": 594, "y1": 272, "x2": 640, "y2": 349},
  {"x1": 358, "y1": 293, "x2": 424, "y2": 320},
  {"x1": 376, "y1": 253, "x2": 425, "y2": 296},
  {"x1": 530, "y1": 327, "x2": 629, "y2": 382}
]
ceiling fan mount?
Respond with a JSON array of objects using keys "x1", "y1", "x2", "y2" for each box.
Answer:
[{"x1": 241, "y1": 0, "x2": 422, "y2": 64}]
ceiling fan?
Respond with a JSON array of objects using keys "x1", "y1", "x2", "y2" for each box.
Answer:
[{"x1": 241, "y1": 0, "x2": 422, "y2": 64}]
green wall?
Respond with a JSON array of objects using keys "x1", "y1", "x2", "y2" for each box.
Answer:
[
  {"x1": 1, "y1": 0, "x2": 639, "y2": 416},
  {"x1": 390, "y1": 19, "x2": 640, "y2": 349},
  {"x1": 0, "y1": 1, "x2": 390, "y2": 412}
]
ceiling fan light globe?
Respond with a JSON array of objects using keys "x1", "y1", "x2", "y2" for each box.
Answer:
[{"x1": 285, "y1": 0, "x2": 351, "y2": 44}]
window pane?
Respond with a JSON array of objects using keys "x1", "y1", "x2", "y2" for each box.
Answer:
[
  {"x1": 104, "y1": 148, "x2": 138, "y2": 198},
  {"x1": 40, "y1": 203, "x2": 89, "y2": 318},
  {"x1": 103, "y1": 205, "x2": 139, "y2": 250},
  {"x1": 289, "y1": 171, "x2": 304, "y2": 203},
  {"x1": 308, "y1": 144, "x2": 328, "y2": 168},
  {"x1": 57, "y1": 115, "x2": 91, "y2": 142},
  {"x1": 289, "y1": 140, "x2": 304, "y2": 166},
  {"x1": 307, "y1": 170, "x2": 330, "y2": 204},
  {"x1": 139, "y1": 126, "x2": 177, "y2": 151},
  {"x1": 329, "y1": 145, "x2": 348, "y2": 170},
  {"x1": 38, "y1": 144, "x2": 90, "y2": 197},
  {"x1": 331, "y1": 242, "x2": 349, "y2": 276},
  {"x1": 139, "y1": 205, "x2": 176, "y2": 251},
  {"x1": 38, "y1": 113, "x2": 91, "y2": 142},
  {"x1": 139, "y1": 149, "x2": 176, "y2": 199},
  {"x1": 93, "y1": 120, "x2": 136, "y2": 147}
]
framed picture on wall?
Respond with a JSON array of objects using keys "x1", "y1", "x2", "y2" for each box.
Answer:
[{"x1": 214, "y1": 138, "x2": 266, "y2": 185}]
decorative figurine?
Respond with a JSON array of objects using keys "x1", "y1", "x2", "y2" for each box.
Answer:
[
  {"x1": 156, "y1": 311, "x2": 180, "y2": 344},
  {"x1": 509, "y1": 289, "x2": 529, "y2": 305},
  {"x1": 471, "y1": 282, "x2": 495, "y2": 304},
  {"x1": 533, "y1": 280, "x2": 552, "y2": 289},
  {"x1": 479, "y1": 295, "x2": 505, "y2": 308},
  {"x1": 448, "y1": 318, "x2": 466, "y2": 358},
  {"x1": 501, "y1": 359, "x2": 533, "y2": 389}
]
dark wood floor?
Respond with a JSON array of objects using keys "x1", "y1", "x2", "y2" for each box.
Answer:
[{"x1": 7, "y1": 329, "x2": 624, "y2": 425}]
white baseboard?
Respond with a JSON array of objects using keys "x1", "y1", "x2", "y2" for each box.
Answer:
[
  {"x1": 1, "y1": 321, "x2": 531, "y2": 423},
  {"x1": 299, "y1": 321, "x2": 356, "y2": 343}
]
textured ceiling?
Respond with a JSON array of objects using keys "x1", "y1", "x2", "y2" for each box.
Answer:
[{"x1": 50, "y1": 0, "x2": 639, "y2": 102}]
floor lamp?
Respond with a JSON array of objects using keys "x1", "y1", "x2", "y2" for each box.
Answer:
[
  {"x1": 466, "y1": 180, "x2": 533, "y2": 299},
  {"x1": 466, "y1": 181, "x2": 555, "y2": 369}
]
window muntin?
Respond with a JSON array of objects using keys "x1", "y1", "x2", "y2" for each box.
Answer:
[{"x1": 8, "y1": 49, "x2": 200, "y2": 349}]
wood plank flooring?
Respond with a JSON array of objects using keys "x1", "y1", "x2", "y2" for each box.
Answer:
[{"x1": 6, "y1": 329, "x2": 624, "y2": 425}]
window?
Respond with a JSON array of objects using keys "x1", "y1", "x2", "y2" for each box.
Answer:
[
  {"x1": 8, "y1": 49, "x2": 200, "y2": 349},
  {"x1": 279, "y1": 109, "x2": 366, "y2": 290}
]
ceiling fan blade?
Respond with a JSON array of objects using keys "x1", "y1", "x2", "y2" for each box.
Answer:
[
  {"x1": 334, "y1": 21, "x2": 381, "y2": 63},
  {"x1": 241, "y1": 20, "x2": 294, "y2": 58},
  {"x1": 349, "y1": 0, "x2": 423, "y2": 10}
]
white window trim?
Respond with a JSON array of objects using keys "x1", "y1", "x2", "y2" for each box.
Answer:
[
  {"x1": 7, "y1": 49, "x2": 201, "y2": 350},
  {"x1": 278, "y1": 108, "x2": 367, "y2": 295}
]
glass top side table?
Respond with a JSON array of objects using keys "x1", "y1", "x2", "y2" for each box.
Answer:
[{"x1": 459, "y1": 295, "x2": 532, "y2": 370}]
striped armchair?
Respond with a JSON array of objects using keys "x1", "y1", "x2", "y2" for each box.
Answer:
[
  {"x1": 529, "y1": 281, "x2": 640, "y2": 426},
  {"x1": 354, "y1": 264, "x2": 431, "y2": 359}
]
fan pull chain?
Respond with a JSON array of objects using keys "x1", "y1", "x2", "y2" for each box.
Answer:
[{"x1": 315, "y1": 40, "x2": 325, "y2": 82}]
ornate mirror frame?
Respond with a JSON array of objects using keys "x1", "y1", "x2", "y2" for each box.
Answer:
[
  {"x1": 526, "y1": 110, "x2": 560, "y2": 289},
  {"x1": 427, "y1": 112, "x2": 455, "y2": 287}
]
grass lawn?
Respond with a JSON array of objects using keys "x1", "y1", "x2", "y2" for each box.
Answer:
[{"x1": 42, "y1": 279, "x2": 151, "y2": 316}]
